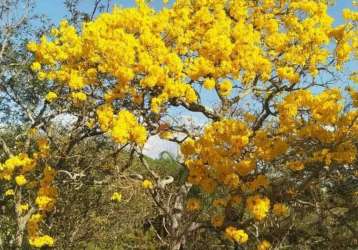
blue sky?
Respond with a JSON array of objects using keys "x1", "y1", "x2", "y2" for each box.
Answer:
[
  {"x1": 35, "y1": 0, "x2": 165, "y2": 22},
  {"x1": 329, "y1": 0, "x2": 355, "y2": 25},
  {"x1": 35, "y1": 0, "x2": 355, "y2": 24}
]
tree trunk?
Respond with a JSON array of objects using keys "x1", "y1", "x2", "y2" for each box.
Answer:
[{"x1": 15, "y1": 227, "x2": 24, "y2": 249}]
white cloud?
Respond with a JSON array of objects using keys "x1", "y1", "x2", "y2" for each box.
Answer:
[
  {"x1": 142, "y1": 114, "x2": 209, "y2": 159},
  {"x1": 143, "y1": 135, "x2": 179, "y2": 159}
]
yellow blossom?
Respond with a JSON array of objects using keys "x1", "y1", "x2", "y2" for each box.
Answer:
[
  {"x1": 246, "y1": 195, "x2": 270, "y2": 220},
  {"x1": 288, "y1": 161, "x2": 305, "y2": 171},
  {"x1": 272, "y1": 203, "x2": 289, "y2": 217},
  {"x1": 17, "y1": 203, "x2": 30, "y2": 214},
  {"x1": 15, "y1": 175, "x2": 27, "y2": 186},
  {"x1": 186, "y1": 198, "x2": 201, "y2": 212},
  {"x1": 5, "y1": 189, "x2": 15, "y2": 196},
  {"x1": 37, "y1": 71, "x2": 47, "y2": 81},
  {"x1": 343, "y1": 9, "x2": 358, "y2": 21},
  {"x1": 35, "y1": 195, "x2": 53, "y2": 211},
  {"x1": 96, "y1": 105, "x2": 113, "y2": 131},
  {"x1": 203, "y1": 78, "x2": 216, "y2": 90},
  {"x1": 68, "y1": 71, "x2": 84, "y2": 89},
  {"x1": 211, "y1": 214, "x2": 224, "y2": 228},
  {"x1": 218, "y1": 80, "x2": 233, "y2": 96},
  {"x1": 142, "y1": 179, "x2": 153, "y2": 189},
  {"x1": 257, "y1": 240, "x2": 272, "y2": 250},
  {"x1": 45, "y1": 92, "x2": 58, "y2": 102},
  {"x1": 225, "y1": 226, "x2": 248, "y2": 244},
  {"x1": 230, "y1": 195, "x2": 242, "y2": 205},
  {"x1": 159, "y1": 131, "x2": 173, "y2": 140},
  {"x1": 180, "y1": 138, "x2": 196, "y2": 156},
  {"x1": 31, "y1": 62, "x2": 41, "y2": 72},
  {"x1": 111, "y1": 192, "x2": 122, "y2": 202},
  {"x1": 223, "y1": 173, "x2": 240, "y2": 189},
  {"x1": 29, "y1": 235, "x2": 55, "y2": 248},
  {"x1": 26, "y1": 41, "x2": 37, "y2": 52},
  {"x1": 213, "y1": 198, "x2": 228, "y2": 207},
  {"x1": 71, "y1": 91, "x2": 87, "y2": 102},
  {"x1": 111, "y1": 110, "x2": 148, "y2": 146}
]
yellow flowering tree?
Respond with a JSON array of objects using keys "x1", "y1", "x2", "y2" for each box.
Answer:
[{"x1": 1, "y1": 0, "x2": 357, "y2": 249}]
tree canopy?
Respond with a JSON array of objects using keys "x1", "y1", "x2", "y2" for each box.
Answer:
[{"x1": 0, "y1": 0, "x2": 357, "y2": 249}]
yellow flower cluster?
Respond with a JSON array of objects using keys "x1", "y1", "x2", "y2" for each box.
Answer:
[
  {"x1": 254, "y1": 131, "x2": 288, "y2": 162},
  {"x1": 272, "y1": 203, "x2": 289, "y2": 217},
  {"x1": 277, "y1": 67, "x2": 299, "y2": 84},
  {"x1": 142, "y1": 179, "x2": 154, "y2": 189},
  {"x1": 15, "y1": 175, "x2": 27, "y2": 186},
  {"x1": 0, "y1": 154, "x2": 35, "y2": 181},
  {"x1": 0, "y1": 140, "x2": 58, "y2": 247},
  {"x1": 27, "y1": 3, "x2": 198, "y2": 115},
  {"x1": 203, "y1": 78, "x2": 216, "y2": 90},
  {"x1": 244, "y1": 175, "x2": 270, "y2": 192},
  {"x1": 246, "y1": 195, "x2": 270, "y2": 221},
  {"x1": 257, "y1": 240, "x2": 272, "y2": 250},
  {"x1": 278, "y1": 89, "x2": 358, "y2": 166},
  {"x1": 218, "y1": 80, "x2": 233, "y2": 97},
  {"x1": 287, "y1": 161, "x2": 305, "y2": 171},
  {"x1": 151, "y1": 80, "x2": 198, "y2": 113},
  {"x1": 211, "y1": 214, "x2": 224, "y2": 228},
  {"x1": 213, "y1": 198, "x2": 228, "y2": 208},
  {"x1": 71, "y1": 91, "x2": 87, "y2": 103},
  {"x1": 225, "y1": 226, "x2": 248, "y2": 244},
  {"x1": 230, "y1": 195, "x2": 242, "y2": 205},
  {"x1": 111, "y1": 192, "x2": 122, "y2": 202},
  {"x1": 182, "y1": 120, "x2": 251, "y2": 193},
  {"x1": 96, "y1": 105, "x2": 113, "y2": 131},
  {"x1": 97, "y1": 107, "x2": 147, "y2": 146},
  {"x1": 35, "y1": 138, "x2": 50, "y2": 159},
  {"x1": 186, "y1": 198, "x2": 201, "y2": 212},
  {"x1": 279, "y1": 89, "x2": 343, "y2": 128},
  {"x1": 45, "y1": 91, "x2": 58, "y2": 102},
  {"x1": 31, "y1": 62, "x2": 41, "y2": 72},
  {"x1": 181, "y1": 119, "x2": 282, "y2": 226},
  {"x1": 27, "y1": 0, "x2": 353, "y2": 125},
  {"x1": 29, "y1": 235, "x2": 55, "y2": 248},
  {"x1": 35, "y1": 166, "x2": 57, "y2": 212},
  {"x1": 112, "y1": 110, "x2": 147, "y2": 146},
  {"x1": 350, "y1": 86, "x2": 358, "y2": 108},
  {"x1": 27, "y1": 213, "x2": 55, "y2": 248},
  {"x1": 342, "y1": 9, "x2": 358, "y2": 21},
  {"x1": 4, "y1": 189, "x2": 15, "y2": 196},
  {"x1": 16, "y1": 203, "x2": 29, "y2": 214}
]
